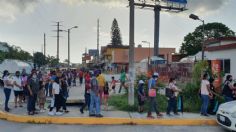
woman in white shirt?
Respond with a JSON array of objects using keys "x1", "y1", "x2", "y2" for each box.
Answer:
[
  {"x1": 49, "y1": 77, "x2": 63, "y2": 116},
  {"x1": 2, "y1": 70, "x2": 14, "y2": 112},
  {"x1": 200, "y1": 73, "x2": 212, "y2": 116},
  {"x1": 13, "y1": 71, "x2": 23, "y2": 108}
]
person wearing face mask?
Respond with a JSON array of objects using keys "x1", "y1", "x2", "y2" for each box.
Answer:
[
  {"x1": 13, "y1": 71, "x2": 23, "y2": 108},
  {"x1": 222, "y1": 75, "x2": 236, "y2": 102},
  {"x1": 137, "y1": 80, "x2": 145, "y2": 113},
  {"x1": 2, "y1": 70, "x2": 14, "y2": 112},
  {"x1": 27, "y1": 71, "x2": 40, "y2": 115},
  {"x1": 147, "y1": 72, "x2": 163, "y2": 118},
  {"x1": 166, "y1": 78, "x2": 182, "y2": 116}
]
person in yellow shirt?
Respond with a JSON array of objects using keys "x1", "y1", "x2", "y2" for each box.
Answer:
[{"x1": 96, "y1": 70, "x2": 106, "y2": 104}]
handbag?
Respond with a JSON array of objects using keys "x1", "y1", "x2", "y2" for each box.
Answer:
[{"x1": 148, "y1": 89, "x2": 156, "y2": 97}]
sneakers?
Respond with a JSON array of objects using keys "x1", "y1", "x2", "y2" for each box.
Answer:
[
  {"x1": 96, "y1": 114, "x2": 103, "y2": 118},
  {"x1": 80, "y1": 108, "x2": 84, "y2": 114},
  {"x1": 89, "y1": 114, "x2": 96, "y2": 117},
  {"x1": 55, "y1": 112, "x2": 63, "y2": 116},
  {"x1": 48, "y1": 111, "x2": 55, "y2": 116},
  {"x1": 40, "y1": 109, "x2": 46, "y2": 113}
]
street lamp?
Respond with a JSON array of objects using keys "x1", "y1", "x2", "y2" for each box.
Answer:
[
  {"x1": 61, "y1": 26, "x2": 78, "y2": 67},
  {"x1": 189, "y1": 14, "x2": 205, "y2": 61},
  {"x1": 142, "y1": 41, "x2": 151, "y2": 65}
]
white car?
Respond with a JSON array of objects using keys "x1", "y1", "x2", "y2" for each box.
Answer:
[{"x1": 217, "y1": 101, "x2": 236, "y2": 131}]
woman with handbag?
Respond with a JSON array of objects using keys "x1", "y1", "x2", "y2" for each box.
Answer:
[
  {"x1": 147, "y1": 73, "x2": 163, "y2": 119},
  {"x1": 137, "y1": 80, "x2": 145, "y2": 113}
]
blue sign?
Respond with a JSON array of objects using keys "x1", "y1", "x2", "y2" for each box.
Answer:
[
  {"x1": 166, "y1": 0, "x2": 187, "y2": 4},
  {"x1": 89, "y1": 49, "x2": 98, "y2": 57}
]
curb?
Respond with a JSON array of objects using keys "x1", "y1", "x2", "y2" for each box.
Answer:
[{"x1": 0, "y1": 110, "x2": 218, "y2": 125}]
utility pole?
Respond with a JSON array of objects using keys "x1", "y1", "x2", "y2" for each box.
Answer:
[
  {"x1": 68, "y1": 29, "x2": 70, "y2": 67},
  {"x1": 52, "y1": 21, "x2": 63, "y2": 61},
  {"x1": 97, "y1": 19, "x2": 100, "y2": 63},
  {"x1": 133, "y1": 1, "x2": 187, "y2": 57},
  {"x1": 128, "y1": 0, "x2": 135, "y2": 105},
  {"x1": 57, "y1": 22, "x2": 60, "y2": 60},
  {"x1": 44, "y1": 33, "x2": 46, "y2": 56}
]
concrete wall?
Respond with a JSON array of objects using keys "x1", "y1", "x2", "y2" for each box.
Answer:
[{"x1": 207, "y1": 49, "x2": 236, "y2": 77}]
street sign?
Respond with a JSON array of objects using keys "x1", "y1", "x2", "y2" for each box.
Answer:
[{"x1": 89, "y1": 49, "x2": 98, "y2": 57}]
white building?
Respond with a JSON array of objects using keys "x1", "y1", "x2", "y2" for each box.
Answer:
[{"x1": 205, "y1": 37, "x2": 236, "y2": 77}]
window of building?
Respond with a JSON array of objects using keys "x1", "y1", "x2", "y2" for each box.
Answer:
[{"x1": 224, "y1": 59, "x2": 230, "y2": 74}]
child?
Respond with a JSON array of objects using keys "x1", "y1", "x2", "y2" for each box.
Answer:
[
  {"x1": 38, "y1": 81, "x2": 46, "y2": 113},
  {"x1": 110, "y1": 76, "x2": 117, "y2": 93},
  {"x1": 104, "y1": 82, "x2": 109, "y2": 111},
  {"x1": 137, "y1": 80, "x2": 145, "y2": 113}
]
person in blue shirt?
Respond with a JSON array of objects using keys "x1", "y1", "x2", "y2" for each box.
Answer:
[
  {"x1": 137, "y1": 80, "x2": 145, "y2": 113},
  {"x1": 147, "y1": 73, "x2": 163, "y2": 118}
]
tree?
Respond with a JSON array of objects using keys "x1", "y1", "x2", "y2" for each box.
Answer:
[
  {"x1": 33, "y1": 52, "x2": 46, "y2": 68},
  {"x1": 180, "y1": 22, "x2": 235, "y2": 56},
  {"x1": 46, "y1": 55, "x2": 59, "y2": 67},
  {"x1": 111, "y1": 18, "x2": 123, "y2": 46}
]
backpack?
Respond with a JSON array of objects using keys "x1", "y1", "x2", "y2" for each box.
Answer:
[{"x1": 0, "y1": 79, "x2": 4, "y2": 87}]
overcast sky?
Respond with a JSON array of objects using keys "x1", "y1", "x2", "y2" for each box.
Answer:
[{"x1": 0, "y1": 0, "x2": 235, "y2": 63}]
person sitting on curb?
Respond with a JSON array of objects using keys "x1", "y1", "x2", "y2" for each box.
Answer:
[{"x1": 89, "y1": 73, "x2": 103, "y2": 118}]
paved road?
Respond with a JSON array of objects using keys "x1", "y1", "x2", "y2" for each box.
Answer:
[{"x1": 0, "y1": 120, "x2": 228, "y2": 132}]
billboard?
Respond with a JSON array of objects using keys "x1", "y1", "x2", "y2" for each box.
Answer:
[
  {"x1": 211, "y1": 60, "x2": 222, "y2": 92},
  {"x1": 166, "y1": 0, "x2": 187, "y2": 4},
  {"x1": 89, "y1": 49, "x2": 98, "y2": 57}
]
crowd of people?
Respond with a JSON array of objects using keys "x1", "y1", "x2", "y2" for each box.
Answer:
[
  {"x1": 2, "y1": 68, "x2": 77, "y2": 116},
  {"x1": 1, "y1": 67, "x2": 236, "y2": 118}
]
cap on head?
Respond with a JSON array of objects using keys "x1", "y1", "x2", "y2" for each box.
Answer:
[
  {"x1": 153, "y1": 72, "x2": 159, "y2": 78},
  {"x1": 139, "y1": 80, "x2": 144, "y2": 84}
]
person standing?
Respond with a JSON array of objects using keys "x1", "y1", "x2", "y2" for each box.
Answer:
[
  {"x1": 111, "y1": 76, "x2": 117, "y2": 93},
  {"x1": 89, "y1": 73, "x2": 103, "y2": 117},
  {"x1": 21, "y1": 73, "x2": 28, "y2": 102},
  {"x1": 147, "y1": 73, "x2": 163, "y2": 118},
  {"x1": 103, "y1": 82, "x2": 109, "y2": 111},
  {"x1": 96, "y1": 70, "x2": 106, "y2": 104},
  {"x1": 2, "y1": 70, "x2": 13, "y2": 112},
  {"x1": 166, "y1": 78, "x2": 181, "y2": 116},
  {"x1": 60, "y1": 76, "x2": 69, "y2": 113},
  {"x1": 137, "y1": 80, "x2": 145, "y2": 113},
  {"x1": 200, "y1": 73, "x2": 212, "y2": 116},
  {"x1": 13, "y1": 71, "x2": 23, "y2": 108},
  {"x1": 51, "y1": 77, "x2": 63, "y2": 116},
  {"x1": 38, "y1": 80, "x2": 46, "y2": 113},
  {"x1": 79, "y1": 70, "x2": 84, "y2": 86},
  {"x1": 80, "y1": 71, "x2": 91, "y2": 114},
  {"x1": 27, "y1": 71, "x2": 40, "y2": 115},
  {"x1": 222, "y1": 75, "x2": 235, "y2": 102},
  {"x1": 118, "y1": 69, "x2": 127, "y2": 93}
]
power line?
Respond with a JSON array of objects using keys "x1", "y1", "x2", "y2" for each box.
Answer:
[{"x1": 52, "y1": 21, "x2": 64, "y2": 60}]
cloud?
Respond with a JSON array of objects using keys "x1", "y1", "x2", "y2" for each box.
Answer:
[
  {"x1": 0, "y1": 0, "x2": 38, "y2": 23},
  {"x1": 186, "y1": 0, "x2": 230, "y2": 15}
]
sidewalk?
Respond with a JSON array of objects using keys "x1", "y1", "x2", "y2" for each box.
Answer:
[{"x1": 0, "y1": 78, "x2": 217, "y2": 125}]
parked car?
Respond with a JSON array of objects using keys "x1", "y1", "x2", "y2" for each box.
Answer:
[{"x1": 217, "y1": 101, "x2": 236, "y2": 131}]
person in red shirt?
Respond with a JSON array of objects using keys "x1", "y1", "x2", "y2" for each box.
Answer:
[
  {"x1": 79, "y1": 70, "x2": 84, "y2": 86},
  {"x1": 80, "y1": 71, "x2": 91, "y2": 114}
]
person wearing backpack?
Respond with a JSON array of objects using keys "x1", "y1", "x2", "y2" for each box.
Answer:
[
  {"x1": 147, "y1": 73, "x2": 163, "y2": 118},
  {"x1": 222, "y1": 75, "x2": 236, "y2": 102},
  {"x1": 89, "y1": 73, "x2": 103, "y2": 117}
]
